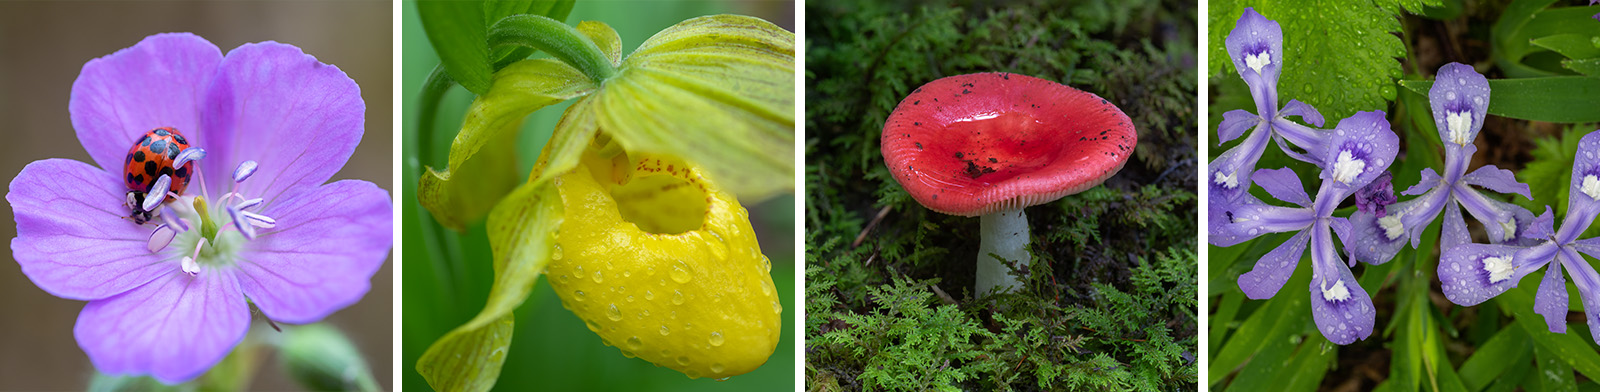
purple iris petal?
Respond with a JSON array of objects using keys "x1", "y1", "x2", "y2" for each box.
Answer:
[
  {"x1": 8, "y1": 159, "x2": 174, "y2": 300},
  {"x1": 74, "y1": 270, "x2": 249, "y2": 384},
  {"x1": 1403, "y1": 168, "x2": 1443, "y2": 196},
  {"x1": 1218, "y1": 109, "x2": 1262, "y2": 145},
  {"x1": 1430, "y1": 62, "x2": 1490, "y2": 149},
  {"x1": 1225, "y1": 7, "x2": 1284, "y2": 118},
  {"x1": 1239, "y1": 230, "x2": 1312, "y2": 300},
  {"x1": 1527, "y1": 207, "x2": 1557, "y2": 242},
  {"x1": 1441, "y1": 201, "x2": 1474, "y2": 251},
  {"x1": 9, "y1": 33, "x2": 389, "y2": 383},
  {"x1": 1253, "y1": 167, "x2": 1312, "y2": 207},
  {"x1": 1454, "y1": 185, "x2": 1534, "y2": 244},
  {"x1": 1439, "y1": 243, "x2": 1544, "y2": 306},
  {"x1": 234, "y1": 181, "x2": 390, "y2": 323},
  {"x1": 1534, "y1": 260, "x2": 1569, "y2": 334},
  {"x1": 1309, "y1": 222, "x2": 1374, "y2": 345},
  {"x1": 1557, "y1": 246, "x2": 1600, "y2": 344},
  {"x1": 1317, "y1": 111, "x2": 1398, "y2": 212},
  {"x1": 1559, "y1": 132, "x2": 1600, "y2": 243},
  {"x1": 70, "y1": 34, "x2": 221, "y2": 173},
  {"x1": 1209, "y1": 191, "x2": 1315, "y2": 247},
  {"x1": 1209, "y1": 126, "x2": 1272, "y2": 202},
  {"x1": 1462, "y1": 165, "x2": 1532, "y2": 199},
  {"x1": 1279, "y1": 99, "x2": 1326, "y2": 127},
  {"x1": 1270, "y1": 118, "x2": 1329, "y2": 162}
]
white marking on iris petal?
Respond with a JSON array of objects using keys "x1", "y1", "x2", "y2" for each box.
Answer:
[
  {"x1": 1379, "y1": 212, "x2": 1405, "y2": 240},
  {"x1": 1583, "y1": 175, "x2": 1600, "y2": 200},
  {"x1": 1214, "y1": 171, "x2": 1239, "y2": 189},
  {"x1": 1321, "y1": 279, "x2": 1352, "y2": 302},
  {"x1": 1482, "y1": 256, "x2": 1514, "y2": 283},
  {"x1": 1245, "y1": 51, "x2": 1271, "y2": 74},
  {"x1": 1331, "y1": 150, "x2": 1367, "y2": 184},
  {"x1": 1498, "y1": 219, "x2": 1517, "y2": 241},
  {"x1": 1447, "y1": 111, "x2": 1472, "y2": 146}
]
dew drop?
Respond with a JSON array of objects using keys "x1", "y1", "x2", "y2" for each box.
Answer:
[
  {"x1": 623, "y1": 270, "x2": 632, "y2": 278},
  {"x1": 640, "y1": 309, "x2": 651, "y2": 318},
  {"x1": 673, "y1": 290, "x2": 685, "y2": 305},
  {"x1": 606, "y1": 304, "x2": 623, "y2": 321},
  {"x1": 686, "y1": 369, "x2": 701, "y2": 379},
  {"x1": 772, "y1": 300, "x2": 783, "y2": 314},
  {"x1": 585, "y1": 320, "x2": 600, "y2": 332},
  {"x1": 626, "y1": 336, "x2": 643, "y2": 350},
  {"x1": 761, "y1": 256, "x2": 772, "y2": 272},
  {"x1": 1458, "y1": 77, "x2": 1467, "y2": 85},
  {"x1": 671, "y1": 260, "x2": 693, "y2": 283},
  {"x1": 676, "y1": 356, "x2": 691, "y2": 366},
  {"x1": 558, "y1": 274, "x2": 570, "y2": 284},
  {"x1": 711, "y1": 363, "x2": 726, "y2": 374},
  {"x1": 574, "y1": 290, "x2": 587, "y2": 301},
  {"x1": 661, "y1": 325, "x2": 671, "y2": 335},
  {"x1": 552, "y1": 245, "x2": 563, "y2": 260},
  {"x1": 645, "y1": 290, "x2": 656, "y2": 300},
  {"x1": 622, "y1": 350, "x2": 636, "y2": 358},
  {"x1": 709, "y1": 331, "x2": 725, "y2": 347},
  {"x1": 627, "y1": 295, "x2": 636, "y2": 303},
  {"x1": 593, "y1": 270, "x2": 604, "y2": 283}
]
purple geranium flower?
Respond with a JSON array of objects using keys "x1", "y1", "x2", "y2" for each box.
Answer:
[
  {"x1": 1209, "y1": 8, "x2": 1329, "y2": 207},
  {"x1": 1346, "y1": 63, "x2": 1535, "y2": 265},
  {"x1": 7, "y1": 33, "x2": 391, "y2": 383},
  {"x1": 1212, "y1": 111, "x2": 1399, "y2": 345},
  {"x1": 1440, "y1": 129, "x2": 1600, "y2": 344}
]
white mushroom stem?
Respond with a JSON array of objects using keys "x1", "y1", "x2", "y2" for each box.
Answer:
[{"x1": 977, "y1": 208, "x2": 1030, "y2": 296}]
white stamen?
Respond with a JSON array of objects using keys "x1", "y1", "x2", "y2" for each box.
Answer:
[
  {"x1": 143, "y1": 175, "x2": 172, "y2": 211},
  {"x1": 180, "y1": 238, "x2": 208, "y2": 276},
  {"x1": 1446, "y1": 111, "x2": 1472, "y2": 146},
  {"x1": 1321, "y1": 279, "x2": 1352, "y2": 301},
  {"x1": 242, "y1": 211, "x2": 276, "y2": 229},
  {"x1": 1378, "y1": 212, "x2": 1405, "y2": 240},
  {"x1": 1499, "y1": 219, "x2": 1517, "y2": 241},
  {"x1": 1583, "y1": 175, "x2": 1600, "y2": 200},
  {"x1": 233, "y1": 160, "x2": 258, "y2": 183},
  {"x1": 1483, "y1": 256, "x2": 1514, "y2": 283},
  {"x1": 147, "y1": 224, "x2": 176, "y2": 253},
  {"x1": 1331, "y1": 150, "x2": 1367, "y2": 184},
  {"x1": 174, "y1": 147, "x2": 207, "y2": 168},
  {"x1": 1214, "y1": 171, "x2": 1239, "y2": 189},
  {"x1": 1244, "y1": 51, "x2": 1271, "y2": 74},
  {"x1": 236, "y1": 198, "x2": 263, "y2": 210}
]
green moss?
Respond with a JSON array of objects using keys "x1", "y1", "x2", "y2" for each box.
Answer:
[{"x1": 805, "y1": 0, "x2": 1198, "y2": 390}]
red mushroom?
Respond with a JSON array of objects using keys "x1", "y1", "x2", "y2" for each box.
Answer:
[{"x1": 881, "y1": 72, "x2": 1136, "y2": 296}]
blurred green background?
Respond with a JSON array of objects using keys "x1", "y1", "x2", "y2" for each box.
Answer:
[{"x1": 400, "y1": 1, "x2": 796, "y2": 390}]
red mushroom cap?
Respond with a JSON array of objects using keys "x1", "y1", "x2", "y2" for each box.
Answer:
[{"x1": 881, "y1": 72, "x2": 1136, "y2": 217}]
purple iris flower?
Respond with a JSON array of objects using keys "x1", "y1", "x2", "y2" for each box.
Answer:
[
  {"x1": 1210, "y1": 8, "x2": 1330, "y2": 208},
  {"x1": 1211, "y1": 111, "x2": 1399, "y2": 345},
  {"x1": 7, "y1": 33, "x2": 391, "y2": 383},
  {"x1": 1346, "y1": 63, "x2": 1535, "y2": 265},
  {"x1": 1439, "y1": 129, "x2": 1600, "y2": 344}
]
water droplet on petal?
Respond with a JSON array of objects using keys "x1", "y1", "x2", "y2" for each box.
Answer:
[
  {"x1": 671, "y1": 260, "x2": 693, "y2": 283},
  {"x1": 673, "y1": 290, "x2": 685, "y2": 305},
  {"x1": 711, "y1": 363, "x2": 726, "y2": 374},
  {"x1": 709, "y1": 331, "x2": 725, "y2": 346},
  {"x1": 606, "y1": 304, "x2": 623, "y2": 321},
  {"x1": 661, "y1": 325, "x2": 671, "y2": 335},
  {"x1": 626, "y1": 336, "x2": 643, "y2": 350},
  {"x1": 575, "y1": 290, "x2": 587, "y2": 301}
]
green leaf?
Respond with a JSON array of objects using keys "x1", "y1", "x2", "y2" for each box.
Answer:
[
  {"x1": 1399, "y1": 78, "x2": 1600, "y2": 123},
  {"x1": 281, "y1": 324, "x2": 383, "y2": 392},
  {"x1": 1534, "y1": 343, "x2": 1580, "y2": 392},
  {"x1": 1209, "y1": 0, "x2": 1439, "y2": 121},
  {"x1": 418, "y1": 180, "x2": 563, "y2": 392},
  {"x1": 1532, "y1": 34, "x2": 1600, "y2": 60},
  {"x1": 1459, "y1": 325, "x2": 1534, "y2": 391},
  {"x1": 487, "y1": 0, "x2": 577, "y2": 70},
  {"x1": 418, "y1": 57, "x2": 597, "y2": 230},
  {"x1": 1516, "y1": 128, "x2": 1582, "y2": 218},
  {"x1": 1564, "y1": 58, "x2": 1600, "y2": 77},
  {"x1": 418, "y1": 0, "x2": 493, "y2": 95},
  {"x1": 1264, "y1": 337, "x2": 1334, "y2": 391},
  {"x1": 596, "y1": 14, "x2": 796, "y2": 202},
  {"x1": 1494, "y1": 1, "x2": 1600, "y2": 77},
  {"x1": 1209, "y1": 261, "x2": 1311, "y2": 386},
  {"x1": 1501, "y1": 288, "x2": 1600, "y2": 383}
]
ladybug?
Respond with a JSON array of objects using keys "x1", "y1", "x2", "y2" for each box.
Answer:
[{"x1": 123, "y1": 127, "x2": 194, "y2": 224}]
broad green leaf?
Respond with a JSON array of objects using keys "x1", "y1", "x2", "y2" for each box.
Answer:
[
  {"x1": 1221, "y1": 335, "x2": 1295, "y2": 392},
  {"x1": 418, "y1": 180, "x2": 563, "y2": 392},
  {"x1": 1534, "y1": 343, "x2": 1580, "y2": 392},
  {"x1": 1265, "y1": 337, "x2": 1334, "y2": 391},
  {"x1": 595, "y1": 14, "x2": 796, "y2": 202},
  {"x1": 1502, "y1": 288, "x2": 1600, "y2": 382},
  {"x1": 418, "y1": 0, "x2": 493, "y2": 94},
  {"x1": 487, "y1": 0, "x2": 577, "y2": 70},
  {"x1": 1209, "y1": 290, "x2": 1244, "y2": 354},
  {"x1": 1565, "y1": 58, "x2": 1600, "y2": 77},
  {"x1": 1531, "y1": 34, "x2": 1600, "y2": 61},
  {"x1": 1209, "y1": 0, "x2": 1439, "y2": 122},
  {"x1": 1399, "y1": 78, "x2": 1600, "y2": 123},
  {"x1": 419, "y1": 58, "x2": 596, "y2": 230},
  {"x1": 1460, "y1": 327, "x2": 1533, "y2": 391},
  {"x1": 1515, "y1": 128, "x2": 1582, "y2": 219},
  {"x1": 1209, "y1": 261, "x2": 1311, "y2": 386},
  {"x1": 1494, "y1": 1, "x2": 1600, "y2": 77}
]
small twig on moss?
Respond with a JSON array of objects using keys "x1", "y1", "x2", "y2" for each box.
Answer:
[
  {"x1": 929, "y1": 283, "x2": 957, "y2": 305},
  {"x1": 853, "y1": 205, "x2": 894, "y2": 248}
]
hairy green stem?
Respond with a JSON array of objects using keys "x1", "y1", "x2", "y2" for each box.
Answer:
[
  {"x1": 488, "y1": 14, "x2": 617, "y2": 83},
  {"x1": 411, "y1": 64, "x2": 465, "y2": 303}
]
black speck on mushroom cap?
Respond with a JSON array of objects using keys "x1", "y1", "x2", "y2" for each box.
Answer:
[{"x1": 880, "y1": 72, "x2": 1137, "y2": 217}]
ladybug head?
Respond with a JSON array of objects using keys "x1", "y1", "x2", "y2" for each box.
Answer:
[{"x1": 126, "y1": 191, "x2": 154, "y2": 225}]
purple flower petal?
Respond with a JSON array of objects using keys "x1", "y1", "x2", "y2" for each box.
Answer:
[
  {"x1": 198, "y1": 42, "x2": 364, "y2": 204},
  {"x1": 1239, "y1": 230, "x2": 1311, "y2": 300},
  {"x1": 1441, "y1": 200, "x2": 1472, "y2": 251},
  {"x1": 1271, "y1": 132, "x2": 1323, "y2": 166},
  {"x1": 1462, "y1": 165, "x2": 1532, "y2": 199},
  {"x1": 1562, "y1": 247, "x2": 1600, "y2": 344},
  {"x1": 1209, "y1": 128, "x2": 1272, "y2": 202},
  {"x1": 1217, "y1": 109, "x2": 1261, "y2": 145},
  {"x1": 1534, "y1": 258, "x2": 1569, "y2": 334},
  {"x1": 1209, "y1": 190, "x2": 1314, "y2": 247},
  {"x1": 1316, "y1": 111, "x2": 1398, "y2": 213},
  {"x1": 1455, "y1": 186, "x2": 1533, "y2": 244},
  {"x1": 235, "y1": 181, "x2": 391, "y2": 323},
  {"x1": 1271, "y1": 118, "x2": 1329, "y2": 160},
  {"x1": 1225, "y1": 8, "x2": 1283, "y2": 118},
  {"x1": 1279, "y1": 99, "x2": 1325, "y2": 127},
  {"x1": 74, "y1": 270, "x2": 248, "y2": 384},
  {"x1": 1527, "y1": 207, "x2": 1557, "y2": 242},
  {"x1": 1438, "y1": 243, "x2": 1539, "y2": 306},
  {"x1": 1403, "y1": 168, "x2": 1443, "y2": 196},
  {"x1": 1309, "y1": 223, "x2": 1374, "y2": 345},
  {"x1": 1429, "y1": 63, "x2": 1490, "y2": 149},
  {"x1": 1253, "y1": 167, "x2": 1311, "y2": 207},
  {"x1": 69, "y1": 33, "x2": 221, "y2": 172},
  {"x1": 1558, "y1": 131, "x2": 1600, "y2": 243},
  {"x1": 8, "y1": 159, "x2": 174, "y2": 300}
]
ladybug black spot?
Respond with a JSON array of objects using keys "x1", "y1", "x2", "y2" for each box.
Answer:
[
  {"x1": 144, "y1": 161, "x2": 158, "y2": 177},
  {"x1": 160, "y1": 167, "x2": 174, "y2": 179},
  {"x1": 133, "y1": 150, "x2": 145, "y2": 162},
  {"x1": 175, "y1": 166, "x2": 189, "y2": 179},
  {"x1": 149, "y1": 140, "x2": 168, "y2": 155},
  {"x1": 154, "y1": 128, "x2": 169, "y2": 136},
  {"x1": 166, "y1": 145, "x2": 179, "y2": 159},
  {"x1": 131, "y1": 174, "x2": 145, "y2": 186},
  {"x1": 173, "y1": 134, "x2": 187, "y2": 145},
  {"x1": 140, "y1": 136, "x2": 152, "y2": 146}
]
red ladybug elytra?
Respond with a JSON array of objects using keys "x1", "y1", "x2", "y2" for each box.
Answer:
[{"x1": 123, "y1": 127, "x2": 194, "y2": 224}]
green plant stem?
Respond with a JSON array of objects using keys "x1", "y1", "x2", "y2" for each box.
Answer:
[
  {"x1": 412, "y1": 64, "x2": 464, "y2": 304},
  {"x1": 488, "y1": 14, "x2": 618, "y2": 83}
]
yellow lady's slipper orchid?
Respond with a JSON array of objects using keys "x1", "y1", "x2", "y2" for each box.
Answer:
[{"x1": 546, "y1": 148, "x2": 781, "y2": 379}]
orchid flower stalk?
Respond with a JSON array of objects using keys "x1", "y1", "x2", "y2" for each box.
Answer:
[
  {"x1": 1211, "y1": 111, "x2": 1399, "y2": 345},
  {"x1": 1347, "y1": 63, "x2": 1536, "y2": 265}
]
